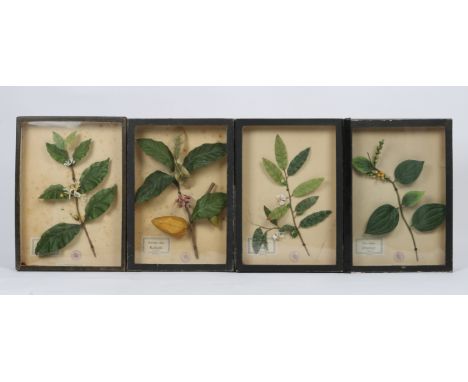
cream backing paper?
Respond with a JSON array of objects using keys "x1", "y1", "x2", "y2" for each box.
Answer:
[
  {"x1": 20, "y1": 121, "x2": 124, "y2": 267},
  {"x1": 352, "y1": 127, "x2": 446, "y2": 266},
  {"x1": 134, "y1": 125, "x2": 228, "y2": 265},
  {"x1": 242, "y1": 125, "x2": 337, "y2": 265}
]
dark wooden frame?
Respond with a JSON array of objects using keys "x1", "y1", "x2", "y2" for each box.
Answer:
[
  {"x1": 15, "y1": 116, "x2": 127, "y2": 272},
  {"x1": 234, "y1": 119, "x2": 345, "y2": 272},
  {"x1": 345, "y1": 119, "x2": 453, "y2": 272},
  {"x1": 126, "y1": 119, "x2": 235, "y2": 272}
]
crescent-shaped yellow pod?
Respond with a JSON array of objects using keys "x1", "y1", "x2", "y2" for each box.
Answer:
[{"x1": 151, "y1": 216, "x2": 188, "y2": 238}]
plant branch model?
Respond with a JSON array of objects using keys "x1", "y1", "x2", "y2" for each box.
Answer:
[
  {"x1": 252, "y1": 135, "x2": 332, "y2": 256},
  {"x1": 135, "y1": 130, "x2": 227, "y2": 259},
  {"x1": 35, "y1": 131, "x2": 117, "y2": 257},
  {"x1": 352, "y1": 139, "x2": 446, "y2": 261}
]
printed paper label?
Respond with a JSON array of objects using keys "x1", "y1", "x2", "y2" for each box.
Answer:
[
  {"x1": 143, "y1": 236, "x2": 170, "y2": 256},
  {"x1": 356, "y1": 238, "x2": 384, "y2": 255},
  {"x1": 246, "y1": 238, "x2": 276, "y2": 256}
]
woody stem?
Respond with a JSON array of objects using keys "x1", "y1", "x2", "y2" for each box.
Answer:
[
  {"x1": 176, "y1": 182, "x2": 199, "y2": 259},
  {"x1": 70, "y1": 166, "x2": 96, "y2": 257}
]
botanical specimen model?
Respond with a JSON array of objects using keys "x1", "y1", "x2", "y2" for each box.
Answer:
[
  {"x1": 135, "y1": 131, "x2": 227, "y2": 259},
  {"x1": 352, "y1": 140, "x2": 446, "y2": 261},
  {"x1": 36, "y1": 131, "x2": 117, "y2": 257},
  {"x1": 252, "y1": 135, "x2": 332, "y2": 256}
]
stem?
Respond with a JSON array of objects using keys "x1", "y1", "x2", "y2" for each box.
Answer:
[
  {"x1": 283, "y1": 171, "x2": 311, "y2": 256},
  {"x1": 388, "y1": 179, "x2": 419, "y2": 261},
  {"x1": 176, "y1": 182, "x2": 199, "y2": 259},
  {"x1": 70, "y1": 166, "x2": 97, "y2": 257}
]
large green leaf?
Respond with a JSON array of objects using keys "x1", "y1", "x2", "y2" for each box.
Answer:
[
  {"x1": 85, "y1": 185, "x2": 117, "y2": 222},
  {"x1": 287, "y1": 148, "x2": 310, "y2": 176},
  {"x1": 183, "y1": 143, "x2": 226, "y2": 173},
  {"x1": 252, "y1": 227, "x2": 264, "y2": 254},
  {"x1": 46, "y1": 143, "x2": 69, "y2": 165},
  {"x1": 137, "y1": 138, "x2": 175, "y2": 171},
  {"x1": 53, "y1": 132, "x2": 66, "y2": 150},
  {"x1": 279, "y1": 224, "x2": 298, "y2": 238},
  {"x1": 79, "y1": 158, "x2": 110, "y2": 194},
  {"x1": 262, "y1": 158, "x2": 285, "y2": 185},
  {"x1": 394, "y1": 160, "x2": 424, "y2": 185},
  {"x1": 295, "y1": 196, "x2": 319, "y2": 216},
  {"x1": 39, "y1": 184, "x2": 68, "y2": 200},
  {"x1": 268, "y1": 204, "x2": 289, "y2": 221},
  {"x1": 191, "y1": 192, "x2": 227, "y2": 222},
  {"x1": 275, "y1": 135, "x2": 288, "y2": 170},
  {"x1": 65, "y1": 131, "x2": 78, "y2": 149},
  {"x1": 365, "y1": 204, "x2": 399, "y2": 235},
  {"x1": 412, "y1": 203, "x2": 446, "y2": 232},
  {"x1": 292, "y1": 178, "x2": 324, "y2": 197},
  {"x1": 35, "y1": 223, "x2": 81, "y2": 256},
  {"x1": 73, "y1": 139, "x2": 91, "y2": 163},
  {"x1": 402, "y1": 191, "x2": 425, "y2": 207},
  {"x1": 135, "y1": 170, "x2": 174, "y2": 204},
  {"x1": 264, "y1": 206, "x2": 278, "y2": 225},
  {"x1": 352, "y1": 156, "x2": 374, "y2": 174},
  {"x1": 299, "y1": 210, "x2": 332, "y2": 228}
]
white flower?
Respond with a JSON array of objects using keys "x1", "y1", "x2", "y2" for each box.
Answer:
[
  {"x1": 63, "y1": 159, "x2": 75, "y2": 167},
  {"x1": 272, "y1": 233, "x2": 279, "y2": 241},
  {"x1": 63, "y1": 182, "x2": 81, "y2": 199},
  {"x1": 276, "y1": 194, "x2": 288, "y2": 206}
]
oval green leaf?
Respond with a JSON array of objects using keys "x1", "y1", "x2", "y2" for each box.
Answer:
[
  {"x1": 299, "y1": 210, "x2": 332, "y2": 228},
  {"x1": 79, "y1": 158, "x2": 110, "y2": 194},
  {"x1": 264, "y1": 205, "x2": 278, "y2": 225},
  {"x1": 292, "y1": 178, "x2": 324, "y2": 197},
  {"x1": 46, "y1": 143, "x2": 69, "y2": 165},
  {"x1": 275, "y1": 134, "x2": 288, "y2": 170},
  {"x1": 85, "y1": 185, "x2": 117, "y2": 222},
  {"x1": 412, "y1": 203, "x2": 446, "y2": 232},
  {"x1": 352, "y1": 156, "x2": 374, "y2": 174},
  {"x1": 35, "y1": 223, "x2": 81, "y2": 256},
  {"x1": 295, "y1": 196, "x2": 319, "y2": 216},
  {"x1": 137, "y1": 138, "x2": 175, "y2": 172},
  {"x1": 402, "y1": 191, "x2": 424, "y2": 207},
  {"x1": 65, "y1": 131, "x2": 79, "y2": 149},
  {"x1": 287, "y1": 148, "x2": 310, "y2": 176},
  {"x1": 39, "y1": 184, "x2": 68, "y2": 200},
  {"x1": 365, "y1": 204, "x2": 399, "y2": 235},
  {"x1": 394, "y1": 160, "x2": 424, "y2": 185},
  {"x1": 73, "y1": 139, "x2": 91, "y2": 163},
  {"x1": 182, "y1": 143, "x2": 226, "y2": 173},
  {"x1": 191, "y1": 192, "x2": 227, "y2": 221},
  {"x1": 262, "y1": 158, "x2": 285, "y2": 185},
  {"x1": 53, "y1": 132, "x2": 66, "y2": 150},
  {"x1": 252, "y1": 227, "x2": 264, "y2": 254},
  {"x1": 268, "y1": 204, "x2": 289, "y2": 221},
  {"x1": 135, "y1": 170, "x2": 174, "y2": 204}
]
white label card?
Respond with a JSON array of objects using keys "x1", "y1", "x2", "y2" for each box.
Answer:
[
  {"x1": 356, "y1": 238, "x2": 384, "y2": 256},
  {"x1": 143, "y1": 236, "x2": 170, "y2": 256},
  {"x1": 246, "y1": 238, "x2": 276, "y2": 256}
]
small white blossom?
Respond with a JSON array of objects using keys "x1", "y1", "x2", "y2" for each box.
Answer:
[
  {"x1": 276, "y1": 194, "x2": 288, "y2": 206},
  {"x1": 63, "y1": 182, "x2": 81, "y2": 199},
  {"x1": 63, "y1": 159, "x2": 75, "y2": 167},
  {"x1": 272, "y1": 233, "x2": 279, "y2": 241}
]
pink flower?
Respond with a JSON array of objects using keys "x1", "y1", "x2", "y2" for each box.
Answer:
[{"x1": 176, "y1": 194, "x2": 192, "y2": 208}]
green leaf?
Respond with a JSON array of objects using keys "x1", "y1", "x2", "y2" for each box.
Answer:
[
  {"x1": 299, "y1": 210, "x2": 332, "y2": 228},
  {"x1": 352, "y1": 156, "x2": 374, "y2": 174},
  {"x1": 279, "y1": 224, "x2": 298, "y2": 238},
  {"x1": 39, "y1": 184, "x2": 68, "y2": 200},
  {"x1": 262, "y1": 231, "x2": 268, "y2": 250},
  {"x1": 252, "y1": 227, "x2": 264, "y2": 254},
  {"x1": 191, "y1": 192, "x2": 227, "y2": 222},
  {"x1": 79, "y1": 159, "x2": 110, "y2": 194},
  {"x1": 275, "y1": 134, "x2": 288, "y2": 170},
  {"x1": 402, "y1": 191, "x2": 425, "y2": 207},
  {"x1": 65, "y1": 131, "x2": 79, "y2": 149},
  {"x1": 268, "y1": 204, "x2": 290, "y2": 221},
  {"x1": 365, "y1": 204, "x2": 399, "y2": 235},
  {"x1": 295, "y1": 196, "x2": 319, "y2": 216},
  {"x1": 46, "y1": 143, "x2": 69, "y2": 165},
  {"x1": 73, "y1": 139, "x2": 91, "y2": 163},
  {"x1": 287, "y1": 148, "x2": 310, "y2": 176},
  {"x1": 53, "y1": 132, "x2": 65, "y2": 150},
  {"x1": 35, "y1": 223, "x2": 81, "y2": 256},
  {"x1": 263, "y1": 206, "x2": 278, "y2": 225},
  {"x1": 85, "y1": 185, "x2": 117, "y2": 222},
  {"x1": 412, "y1": 203, "x2": 446, "y2": 232},
  {"x1": 183, "y1": 143, "x2": 226, "y2": 173},
  {"x1": 394, "y1": 160, "x2": 424, "y2": 185},
  {"x1": 137, "y1": 138, "x2": 175, "y2": 171},
  {"x1": 262, "y1": 158, "x2": 285, "y2": 185},
  {"x1": 135, "y1": 170, "x2": 174, "y2": 204},
  {"x1": 292, "y1": 178, "x2": 324, "y2": 197}
]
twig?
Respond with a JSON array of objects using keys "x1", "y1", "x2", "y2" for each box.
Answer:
[{"x1": 175, "y1": 182, "x2": 199, "y2": 259}]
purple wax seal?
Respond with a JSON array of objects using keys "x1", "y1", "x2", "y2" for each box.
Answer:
[
  {"x1": 71, "y1": 250, "x2": 81, "y2": 260},
  {"x1": 394, "y1": 251, "x2": 405, "y2": 262},
  {"x1": 289, "y1": 251, "x2": 300, "y2": 263},
  {"x1": 180, "y1": 252, "x2": 191, "y2": 263}
]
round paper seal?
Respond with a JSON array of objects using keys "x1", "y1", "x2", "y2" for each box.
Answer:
[{"x1": 71, "y1": 250, "x2": 82, "y2": 261}]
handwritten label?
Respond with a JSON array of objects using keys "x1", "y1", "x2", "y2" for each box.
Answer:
[
  {"x1": 356, "y1": 238, "x2": 384, "y2": 255},
  {"x1": 143, "y1": 236, "x2": 170, "y2": 256},
  {"x1": 246, "y1": 238, "x2": 276, "y2": 256}
]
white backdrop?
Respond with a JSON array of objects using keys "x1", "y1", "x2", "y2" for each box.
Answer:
[{"x1": 1, "y1": 86, "x2": 467, "y2": 294}]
